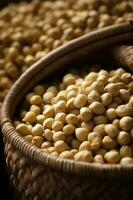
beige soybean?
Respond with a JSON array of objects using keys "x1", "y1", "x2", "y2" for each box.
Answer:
[
  {"x1": 52, "y1": 121, "x2": 63, "y2": 132},
  {"x1": 108, "y1": 75, "x2": 121, "y2": 83},
  {"x1": 79, "y1": 107, "x2": 92, "y2": 122},
  {"x1": 53, "y1": 131, "x2": 66, "y2": 142},
  {"x1": 48, "y1": 147, "x2": 55, "y2": 153},
  {"x1": 120, "y1": 89, "x2": 130, "y2": 102},
  {"x1": 32, "y1": 124, "x2": 44, "y2": 136},
  {"x1": 55, "y1": 91, "x2": 67, "y2": 102},
  {"x1": 33, "y1": 85, "x2": 45, "y2": 96},
  {"x1": 115, "y1": 68, "x2": 125, "y2": 76},
  {"x1": 43, "y1": 92, "x2": 55, "y2": 104},
  {"x1": 102, "y1": 136, "x2": 117, "y2": 150},
  {"x1": 67, "y1": 90, "x2": 78, "y2": 99},
  {"x1": 85, "y1": 72, "x2": 98, "y2": 84},
  {"x1": 124, "y1": 104, "x2": 133, "y2": 117},
  {"x1": 74, "y1": 150, "x2": 93, "y2": 163},
  {"x1": 105, "y1": 83, "x2": 119, "y2": 96},
  {"x1": 43, "y1": 118, "x2": 54, "y2": 129},
  {"x1": 74, "y1": 94, "x2": 87, "y2": 108},
  {"x1": 41, "y1": 141, "x2": 52, "y2": 149},
  {"x1": 79, "y1": 141, "x2": 91, "y2": 151},
  {"x1": 24, "y1": 111, "x2": 36, "y2": 124},
  {"x1": 94, "y1": 155, "x2": 104, "y2": 164},
  {"x1": 63, "y1": 124, "x2": 75, "y2": 135},
  {"x1": 75, "y1": 128, "x2": 88, "y2": 142},
  {"x1": 91, "y1": 81, "x2": 104, "y2": 94},
  {"x1": 30, "y1": 105, "x2": 41, "y2": 116},
  {"x1": 87, "y1": 90, "x2": 100, "y2": 104},
  {"x1": 63, "y1": 73, "x2": 75, "y2": 86},
  {"x1": 104, "y1": 151, "x2": 120, "y2": 164},
  {"x1": 101, "y1": 93, "x2": 112, "y2": 106},
  {"x1": 116, "y1": 105, "x2": 127, "y2": 117},
  {"x1": 30, "y1": 95, "x2": 43, "y2": 106},
  {"x1": 66, "y1": 98, "x2": 75, "y2": 111},
  {"x1": 16, "y1": 123, "x2": 31, "y2": 136},
  {"x1": 32, "y1": 136, "x2": 44, "y2": 148},
  {"x1": 89, "y1": 102, "x2": 105, "y2": 115},
  {"x1": 105, "y1": 124, "x2": 119, "y2": 138},
  {"x1": 99, "y1": 70, "x2": 109, "y2": 77},
  {"x1": 93, "y1": 125, "x2": 106, "y2": 137},
  {"x1": 97, "y1": 75, "x2": 108, "y2": 85},
  {"x1": 59, "y1": 151, "x2": 74, "y2": 159},
  {"x1": 121, "y1": 73, "x2": 132, "y2": 84},
  {"x1": 88, "y1": 132, "x2": 102, "y2": 150},
  {"x1": 55, "y1": 113, "x2": 66, "y2": 125},
  {"x1": 71, "y1": 149, "x2": 78, "y2": 156},
  {"x1": 116, "y1": 105, "x2": 133, "y2": 118},
  {"x1": 54, "y1": 140, "x2": 70, "y2": 153},
  {"x1": 66, "y1": 85, "x2": 78, "y2": 93},
  {"x1": 120, "y1": 157, "x2": 133, "y2": 165},
  {"x1": 81, "y1": 121, "x2": 94, "y2": 132},
  {"x1": 43, "y1": 107, "x2": 55, "y2": 118},
  {"x1": 36, "y1": 115, "x2": 45, "y2": 124},
  {"x1": 119, "y1": 117, "x2": 133, "y2": 131},
  {"x1": 112, "y1": 119, "x2": 120, "y2": 129},
  {"x1": 23, "y1": 135, "x2": 33, "y2": 143},
  {"x1": 54, "y1": 100, "x2": 66, "y2": 113},
  {"x1": 47, "y1": 86, "x2": 58, "y2": 96},
  {"x1": 119, "y1": 145, "x2": 132, "y2": 158},
  {"x1": 117, "y1": 131, "x2": 131, "y2": 145},
  {"x1": 106, "y1": 108, "x2": 117, "y2": 121},
  {"x1": 44, "y1": 129, "x2": 53, "y2": 141},
  {"x1": 66, "y1": 114, "x2": 79, "y2": 125}
]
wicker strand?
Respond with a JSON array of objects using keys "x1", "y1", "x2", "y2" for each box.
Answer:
[{"x1": 110, "y1": 45, "x2": 133, "y2": 72}]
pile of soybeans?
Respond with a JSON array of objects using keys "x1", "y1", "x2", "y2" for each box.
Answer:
[{"x1": 14, "y1": 67, "x2": 133, "y2": 165}]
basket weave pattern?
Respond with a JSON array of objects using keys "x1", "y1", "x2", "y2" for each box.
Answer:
[
  {"x1": 5, "y1": 138, "x2": 133, "y2": 200},
  {"x1": 1, "y1": 22, "x2": 133, "y2": 200}
]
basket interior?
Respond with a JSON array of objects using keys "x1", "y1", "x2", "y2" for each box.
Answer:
[
  {"x1": 14, "y1": 45, "x2": 132, "y2": 115},
  {"x1": 13, "y1": 48, "x2": 109, "y2": 115}
]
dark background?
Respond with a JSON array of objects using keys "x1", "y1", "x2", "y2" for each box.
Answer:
[
  {"x1": 0, "y1": 136, "x2": 12, "y2": 199},
  {"x1": 0, "y1": 1, "x2": 22, "y2": 199},
  {"x1": 0, "y1": 0, "x2": 30, "y2": 8},
  {"x1": 0, "y1": 0, "x2": 18, "y2": 7}
]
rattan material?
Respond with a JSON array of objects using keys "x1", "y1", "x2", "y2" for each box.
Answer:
[
  {"x1": 110, "y1": 45, "x2": 133, "y2": 72},
  {"x1": 1, "y1": 22, "x2": 133, "y2": 200}
]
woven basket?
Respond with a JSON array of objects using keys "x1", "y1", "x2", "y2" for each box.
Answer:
[{"x1": 1, "y1": 22, "x2": 133, "y2": 200}]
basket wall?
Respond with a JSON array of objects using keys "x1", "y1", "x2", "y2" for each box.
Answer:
[{"x1": 4, "y1": 136, "x2": 133, "y2": 200}]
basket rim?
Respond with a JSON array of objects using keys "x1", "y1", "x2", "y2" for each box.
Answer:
[{"x1": 1, "y1": 22, "x2": 133, "y2": 178}]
